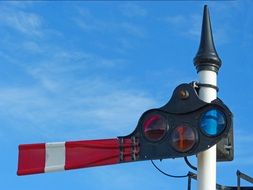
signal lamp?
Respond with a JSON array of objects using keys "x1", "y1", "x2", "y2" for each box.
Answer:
[
  {"x1": 171, "y1": 125, "x2": 197, "y2": 153},
  {"x1": 200, "y1": 108, "x2": 226, "y2": 136},
  {"x1": 143, "y1": 114, "x2": 167, "y2": 142}
]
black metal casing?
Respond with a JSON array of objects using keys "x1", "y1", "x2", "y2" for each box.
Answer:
[{"x1": 120, "y1": 83, "x2": 233, "y2": 162}]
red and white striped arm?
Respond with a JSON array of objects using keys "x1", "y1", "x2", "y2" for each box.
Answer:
[{"x1": 17, "y1": 138, "x2": 139, "y2": 176}]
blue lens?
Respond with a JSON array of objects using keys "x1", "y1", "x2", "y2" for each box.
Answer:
[{"x1": 200, "y1": 109, "x2": 226, "y2": 136}]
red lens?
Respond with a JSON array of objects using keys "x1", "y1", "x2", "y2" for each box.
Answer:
[
  {"x1": 143, "y1": 114, "x2": 167, "y2": 141},
  {"x1": 171, "y1": 125, "x2": 196, "y2": 152}
]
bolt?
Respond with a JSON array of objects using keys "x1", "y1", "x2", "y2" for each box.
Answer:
[{"x1": 179, "y1": 89, "x2": 189, "y2": 99}]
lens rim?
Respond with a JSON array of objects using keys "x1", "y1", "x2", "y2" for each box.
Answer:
[
  {"x1": 199, "y1": 107, "x2": 227, "y2": 137},
  {"x1": 142, "y1": 112, "x2": 169, "y2": 142},
  {"x1": 170, "y1": 124, "x2": 198, "y2": 153}
]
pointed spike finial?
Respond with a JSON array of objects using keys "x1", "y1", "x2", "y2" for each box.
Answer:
[{"x1": 194, "y1": 5, "x2": 222, "y2": 73}]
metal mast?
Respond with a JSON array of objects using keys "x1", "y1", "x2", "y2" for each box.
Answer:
[{"x1": 194, "y1": 5, "x2": 222, "y2": 190}]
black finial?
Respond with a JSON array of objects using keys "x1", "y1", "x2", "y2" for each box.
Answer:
[{"x1": 193, "y1": 5, "x2": 222, "y2": 73}]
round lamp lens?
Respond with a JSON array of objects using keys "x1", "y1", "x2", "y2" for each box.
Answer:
[
  {"x1": 171, "y1": 125, "x2": 196, "y2": 152},
  {"x1": 143, "y1": 114, "x2": 167, "y2": 141},
  {"x1": 200, "y1": 109, "x2": 226, "y2": 136}
]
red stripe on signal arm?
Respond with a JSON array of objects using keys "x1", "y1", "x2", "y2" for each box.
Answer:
[
  {"x1": 64, "y1": 138, "x2": 140, "y2": 170},
  {"x1": 65, "y1": 139, "x2": 120, "y2": 170},
  {"x1": 17, "y1": 143, "x2": 46, "y2": 175}
]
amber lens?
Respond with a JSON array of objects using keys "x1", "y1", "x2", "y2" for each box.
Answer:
[{"x1": 171, "y1": 125, "x2": 196, "y2": 152}]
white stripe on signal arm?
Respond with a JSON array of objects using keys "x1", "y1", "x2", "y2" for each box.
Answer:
[{"x1": 45, "y1": 142, "x2": 66, "y2": 173}]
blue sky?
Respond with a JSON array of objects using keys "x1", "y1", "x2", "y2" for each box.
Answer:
[{"x1": 1, "y1": 1, "x2": 253, "y2": 189}]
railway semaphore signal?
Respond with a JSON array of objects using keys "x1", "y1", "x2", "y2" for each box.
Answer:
[
  {"x1": 17, "y1": 5, "x2": 242, "y2": 190},
  {"x1": 17, "y1": 82, "x2": 232, "y2": 175}
]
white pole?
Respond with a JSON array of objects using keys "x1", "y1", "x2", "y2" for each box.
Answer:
[
  {"x1": 197, "y1": 70, "x2": 217, "y2": 190},
  {"x1": 194, "y1": 5, "x2": 221, "y2": 190}
]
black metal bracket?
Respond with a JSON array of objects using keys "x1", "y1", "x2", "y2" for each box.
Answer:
[
  {"x1": 119, "y1": 137, "x2": 124, "y2": 162},
  {"x1": 237, "y1": 170, "x2": 253, "y2": 190},
  {"x1": 187, "y1": 171, "x2": 253, "y2": 190}
]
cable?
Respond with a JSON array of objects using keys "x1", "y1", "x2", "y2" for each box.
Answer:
[
  {"x1": 151, "y1": 160, "x2": 188, "y2": 178},
  {"x1": 184, "y1": 157, "x2": 197, "y2": 171}
]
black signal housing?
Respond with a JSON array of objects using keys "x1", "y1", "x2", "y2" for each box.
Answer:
[{"x1": 120, "y1": 83, "x2": 233, "y2": 162}]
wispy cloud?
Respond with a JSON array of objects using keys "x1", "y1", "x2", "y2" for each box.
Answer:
[
  {"x1": 163, "y1": 4, "x2": 243, "y2": 45},
  {"x1": 73, "y1": 16, "x2": 98, "y2": 31},
  {"x1": 73, "y1": 7, "x2": 111, "y2": 33},
  {"x1": 164, "y1": 14, "x2": 202, "y2": 40},
  {"x1": 0, "y1": 3, "x2": 155, "y2": 142},
  {"x1": 26, "y1": 50, "x2": 127, "y2": 85},
  {"x1": 22, "y1": 41, "x2": 43, "y2": 53},
  {"x1": 72, "y1": 7, "x2": 147, "y2": 55},
  {"x1": 73, "y1": 6, "x2": 146, "y2": 39},
  {"x1": 0, "y1": 44, "x2": 157, "y2": 141},
  {"x1": 0, "y1": 7, "x2": 43, "y2": 36},
  {"x1": 0, "y1": 79, "x2": 157, "y2": 140},
  {"x1": 121, "y1": 22, "x2": 146, "y2": 38}
]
